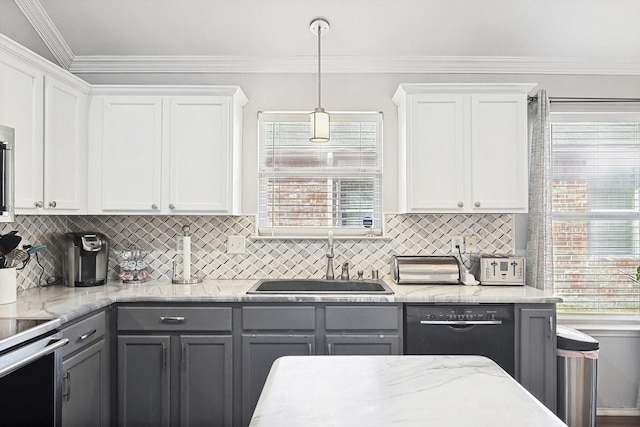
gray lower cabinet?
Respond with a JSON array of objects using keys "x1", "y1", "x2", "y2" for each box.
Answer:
[
  {"x1": 241, "y1": 334, "x2": 315, "y2": 427},
  {"x1": 117, "y1": 306, "x2": 233, "y2": 427},
  {"x1": 240, "y1": 304, "x2": 402, "y2": 426},
  {"x1": 61, "y1": 310, "x2": 109, "y2": 427},
  {"x1": 517, "y1": 304, "x2": 556, "y2": 411}
]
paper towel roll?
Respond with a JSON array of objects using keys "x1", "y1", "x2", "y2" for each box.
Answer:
[
  {"x1": 0, "y1": 268, "x2": 17, "y2": 304},
  {"x1": 183, "y1": 234, "x2": 191, "y2": 280}
]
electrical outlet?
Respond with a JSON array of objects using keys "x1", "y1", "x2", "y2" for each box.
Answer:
[
  {"x1": 450, "y1": 235, "x2": 465, "y2": 254},
  {"x1": 465, "y1": 235, "x2": 478, "y2": 253},
  {"x1": 227, "y1": 235, "x2": 246, "y2": 254}
]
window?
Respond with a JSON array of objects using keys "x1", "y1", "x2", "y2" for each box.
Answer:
[
  {"x1": 258, "y1": 112, "x2": 383, "y2": 237},
  {"x1": 551, "y1": 113, "x2": 640, "y2": 314}
]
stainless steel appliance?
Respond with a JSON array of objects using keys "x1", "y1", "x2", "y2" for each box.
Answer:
[
  {"x1": 390, "y1": 255, "x2": 460, "y2": 284},
  {"x1": 0, "y1": 319, "x2": 68, "y2": 425},
  {"x1": 62, "y1": 233, "x2": 109, "y2": 287},
  {"x1": 404, "y1": 304, "x2": 515, "y2": 376},
  {"x1": 471, "y1": 255, "x2": 526, "y2": 286},
  {"x1": 0, "y1": 125, "x2": 15, "y2": 222}
]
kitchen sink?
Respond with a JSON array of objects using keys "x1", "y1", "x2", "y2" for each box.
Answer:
[{"x1": 246, "y1": 279, "x2": 393, "y2": 294}]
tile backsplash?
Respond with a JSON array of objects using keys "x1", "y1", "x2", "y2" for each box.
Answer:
[{"x1": 3, "y1": 214, "x2": 513, "y2": 290}]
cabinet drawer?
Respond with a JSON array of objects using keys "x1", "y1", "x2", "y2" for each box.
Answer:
[
  {"x1": 62, "y1": 311, "x2": 106, "y2": 357},
  {"x1": 325, "y1": 306, "x2": 400, "y2": 331},
  {"x1": 243, "y1": 306, "x2": 315, "y2": 331},
  {"x1": 117, "y1": 307, "x2": 232, "y2": 332}
]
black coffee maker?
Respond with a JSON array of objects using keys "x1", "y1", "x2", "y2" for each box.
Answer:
[{"x1": 62, "y1": 232, "x2": 109, "y2": 287}]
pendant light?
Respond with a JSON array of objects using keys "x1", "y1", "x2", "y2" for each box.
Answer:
[{"x1": 309, "y1": 18, "x2": 330, "y2": 142}]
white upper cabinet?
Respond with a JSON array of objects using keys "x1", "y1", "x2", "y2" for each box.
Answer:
[
  {"x1": 393, "y1": 83, "x2": 536, "y2": 213},
  {"x1": 0, "y1": 35, "x2": 89, "y2": 215},
  {"x1": 88, "y1": 87, "x2": 247, "y2": 215}
]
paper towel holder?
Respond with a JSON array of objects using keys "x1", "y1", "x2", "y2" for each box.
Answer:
[{"x1": 172, "y1": 225, "x2": 203, "y2": 284}]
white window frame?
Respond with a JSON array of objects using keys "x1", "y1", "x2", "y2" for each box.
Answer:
[
  {"x1": 256, "y1": 111, "x2": 384, "y2": 238},
  {"x1": 551, "y1": 111, "x2": 640, "y2": 319}
]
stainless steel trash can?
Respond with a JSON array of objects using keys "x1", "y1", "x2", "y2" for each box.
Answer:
[{"x1": 557, "y1": 325, "x2": 599, "y2": 427}]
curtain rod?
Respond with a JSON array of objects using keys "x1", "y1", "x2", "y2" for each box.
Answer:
[{"x1": 528, "y1": 96, "x2": 640, "y2": 103}]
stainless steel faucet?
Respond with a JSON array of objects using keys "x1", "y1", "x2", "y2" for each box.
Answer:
[{"x1": 325, "y1": 231, "x2": 335, "y2": 280}]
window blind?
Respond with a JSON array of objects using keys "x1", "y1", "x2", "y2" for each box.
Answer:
[
  {"x1": 258, "y1": 112, "x2": 383, "y2": 237},
  {"x1": 551, "y1": 119, "x2": 640, "y2": 314}
]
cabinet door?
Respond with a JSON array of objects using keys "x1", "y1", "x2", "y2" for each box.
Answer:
[
  {"x1": 470, "y1": 94, "x2": 528, "y2": 211},
  {"x1": 518, "y1": 307, "x2": 556, "y2": 411},
  {"x1": 43, "y1": 75, "x2": 86, "y2": 212},
  {"x1": 404, "y1": 94, "x2": 466, "y2": 211},
  {"x1": 101, "y1": 97, "x2": 162, "y2": 212},
  {"x1": 167, "y1": 96, "x2": 231, "y2": 213},
  {"x1": 62, "y1": 340, "x2": 107, "y2": 427},
  {"x1": 118, "y1": 335, "x2": 170, "y2": 427},
  {"x1": 241, "y1": 334, "x2": 314, "y2": 427},
  {"x1": 0, "y1": 55, "x2": 44, "y2": 211},
  {"x1": 326, "y1": 334, "x2": 400, "y2": 355},
  {"x1": 179, "y1": 335, "x2": 233, "y2": 427}
]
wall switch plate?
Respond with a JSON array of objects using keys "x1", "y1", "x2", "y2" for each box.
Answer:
[
  {"x1": 465, "y1": 235, "x2": 478, "y2": 253},
  {"x1": 450, "y1": 235, "x2": 465, "y2": 254},
  {"x1": 227, "y1": 235, "x2": 246, "y2": 254}
]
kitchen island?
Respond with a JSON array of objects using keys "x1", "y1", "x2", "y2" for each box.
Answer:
[{"x1": 250, "y1": 355, "x2": 567, "y2": 427}]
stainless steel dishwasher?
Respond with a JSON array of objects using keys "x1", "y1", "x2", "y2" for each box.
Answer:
[{"x1": 404, "y1": 304, "x2": 515, "y2": 376}]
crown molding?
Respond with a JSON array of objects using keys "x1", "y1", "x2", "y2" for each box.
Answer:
[
  {"x1": 68, "y1": 54, "x2": 640, "y2": 75},
  {"x1": 14, "y1": 0, "x2": 74, "y2": 69}
]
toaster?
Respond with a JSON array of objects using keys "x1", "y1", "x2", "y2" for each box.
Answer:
[{"x1": 471, "y1": 255, "x2": 525, "y2": 286}]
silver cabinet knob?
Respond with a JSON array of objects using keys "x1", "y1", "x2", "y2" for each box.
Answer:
[
  {"x1": 49, "y1": 201, "x2": 57, "y2": 208},
  {"x1": 169, "y1": 204, "x2": 175, "y2": 210},
  {"x1": 151, "y1": 204, "x2": 158, "y2": 210},
  {"x1": 35, "y1": 201, "x2": 44, "y2": 208},
  {"x1": 457, "y1": 202, "x2": 464, "y2": 208},
  {"x1": 474, "y1": 201, "x2": 481, "y2": 207}
]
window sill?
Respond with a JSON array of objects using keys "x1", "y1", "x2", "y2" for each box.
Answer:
[{"x1": 558, "y1": 313, "x2": 640, "y2": 331}]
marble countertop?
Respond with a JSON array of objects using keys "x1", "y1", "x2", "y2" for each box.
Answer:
[
  {"x1": 0, "y1": 279, "x2": 560, "y2": 323},
  {"x1": 249, "y1": 355, "x2": 567, "y2": 427}
]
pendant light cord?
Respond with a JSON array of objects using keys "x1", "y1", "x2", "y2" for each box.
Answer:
[{"x1": 317, "y1": 24, "x2": 322, "y2": 109}]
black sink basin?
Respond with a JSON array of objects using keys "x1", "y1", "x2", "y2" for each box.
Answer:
[{"x1": 247, "y1": 279, "x2": 393, "y2": 294}]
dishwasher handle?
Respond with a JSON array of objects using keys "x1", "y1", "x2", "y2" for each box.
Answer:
[
  {"x1": 0, "y1": 337, "x2": 69, "y2": 378},
  {"x1": 419, "y1": 320, "x2": 503, "y2": 326}
]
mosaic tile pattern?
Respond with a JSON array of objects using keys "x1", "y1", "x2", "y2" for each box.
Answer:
[{"x1": 5, "y1": 213, "x2": 513, "y2": 289}]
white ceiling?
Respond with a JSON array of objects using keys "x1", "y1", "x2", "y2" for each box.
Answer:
[{"x1": 8, "y1": 0, "x2": 640, "y2": 74}]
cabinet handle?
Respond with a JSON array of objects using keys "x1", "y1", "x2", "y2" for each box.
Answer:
[
  {"x1": 181, "y1": 342, "x2": 187, "y2": 370},
  {"x1": 63, "y1": 370, "x2": 71, "y2": 402},
  {"x1": 169, "y1": 204, "x2": 175, "y2": 210},
  {"x1": 457, "y1": 202, "x2": 464, "y2": 208},
  {"x1": 35, "y1": 201, "x2": 44, "y2": 208},
  {"x1": 49, "y1": 201, "x2": 57, "y2": 208},
  {"x1": 327, "y1": 343, "x2": 333, "y2": 355},
  {"x1": 307, "y1": 343, "x2": 312, "y2": 354},
  {"x1": 78, "y1": 329, "x2": 97, "y2": 342},
  {"x1": 160, "y1": 316, "x2": 185, "y2": 323},
  {"x1": 151, "y1": 203, "x2": 158, "y2": 210},
  {"x1": 549, "y1": 316, "x2": 554, "y2": 342},
  {"x1": 162, "y1": 343, "x2": 167, "y2": 371},
  {"x1": 474, "y1": 201, "x2": 481, "y2": 207}
]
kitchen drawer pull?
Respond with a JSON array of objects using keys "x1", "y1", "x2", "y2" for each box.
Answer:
[
  {"x1": 160, "y1": 316, "x2": 185, "y2": 323},
  {"x1": 419, "y1": 320, "x2": 503, "y2": 326},
  {"x1": 78, "y1": 329, "x2": 97, "y2": 342}
]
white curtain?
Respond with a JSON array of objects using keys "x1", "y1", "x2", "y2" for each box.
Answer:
[{"x1": 526, "y1": 91, "x2": 553, "y2": 291}]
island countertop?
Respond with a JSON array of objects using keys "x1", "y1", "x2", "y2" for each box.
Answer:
[{"x1": 249, "y1": 355, "x2": 567, "y2": 427}]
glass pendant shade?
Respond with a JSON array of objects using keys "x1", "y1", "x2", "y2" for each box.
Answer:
[{"x1": 310, "y1": 107, "x2": 330, "y2": 142}]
